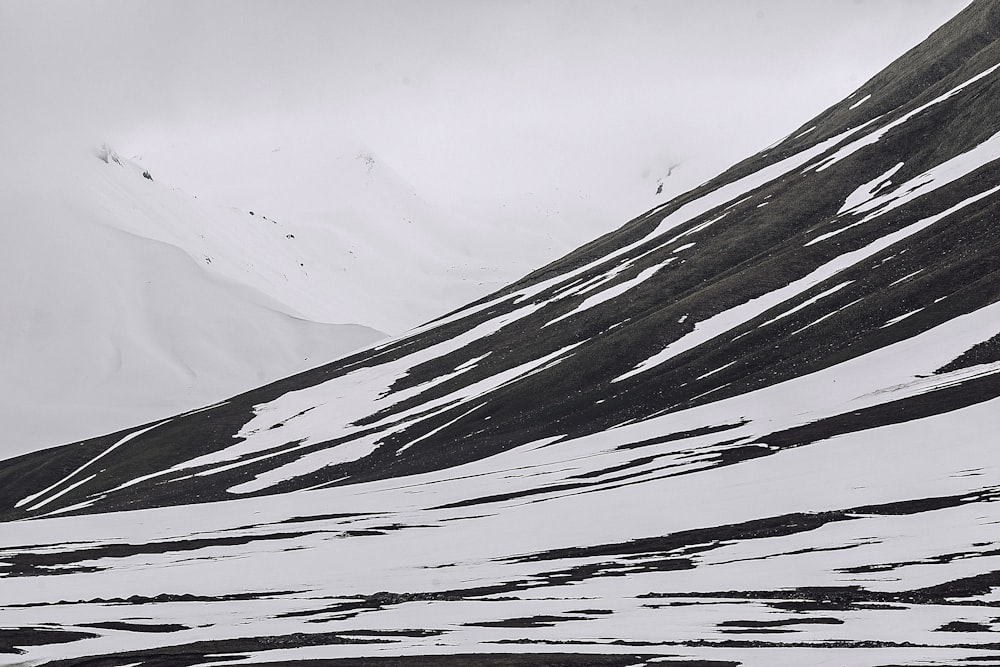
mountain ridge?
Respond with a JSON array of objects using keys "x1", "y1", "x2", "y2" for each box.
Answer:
[
  {"x1": 1, "y1": 2, "x2": 998, "y2": 665},
  {"x1": 0, "y1": 152, "x2": 386, "y2": 457},
  {"x1": 3, "y1": 0, "x2": 999, "y2": 516}
]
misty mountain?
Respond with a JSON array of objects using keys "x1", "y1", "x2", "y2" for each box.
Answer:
[
  {"x1": 124, "y1": 134, "x2": 549, "y2": 334},
  {"x1": 1, "y1": 140, "x2": 529, "y2": 457},
  {"x1": 1, "y1": 2, "x2": 998, "y2": 665},
  {"x1": 0, "y1": 150, "x2": 385, "y2": 457}
]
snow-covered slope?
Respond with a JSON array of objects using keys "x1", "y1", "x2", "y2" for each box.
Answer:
[
  {"x1": 125, "y1": 130, "x2": 561, "y2": 333},
  {"x1": 1, "y1": 2, "x2": 999, "y2": 665},
  {"x1": 0, "y1": 151, "x2": 383, "y2": 458}
]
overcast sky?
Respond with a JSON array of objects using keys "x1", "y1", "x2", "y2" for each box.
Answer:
[{"x1": 1, "y1": 0, "x2": 973, "y2": 230}]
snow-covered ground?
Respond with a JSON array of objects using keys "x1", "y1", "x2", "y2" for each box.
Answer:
[
  {"x1": 2, "y1": 60, "x2": 999, "y2": 660},
  {"x1": 1, "y1": 303, "x2": 997, "y2": 664},
  {"x1": 123, "y1": 130, "x2": 551, "y2": 334},
  {"x1": 1, "y1": 0, "x2": 974, "y2": 462},
  {"x1": 0, "y1": 150, "x2": 385, "y2": 458},
  {"x1": 2, "y1": 127, "x2": 631, "y2": 457},
  {"x1": 1, "y1": 5, "x2": 996, "y2": 665}
]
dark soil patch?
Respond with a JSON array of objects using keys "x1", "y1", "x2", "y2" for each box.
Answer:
[
  {"x1": 82, "y1": 621, "x2": 188, "y2": 633},
  {"x1": 0, "y1": 532, "x2": 317, "y2": 577},
  {"x1": 40, "y1": 651, "x2": 719, "y2": 667},
  {"x1": 937, "y1": 332, "x2": 1000, "y2": 373},
  {"x1": 937, "y1": 621, "x2": 994, "y2": 632},
  {"x1": 0, "y1": 627, "x2": 98, "y2": 653}
]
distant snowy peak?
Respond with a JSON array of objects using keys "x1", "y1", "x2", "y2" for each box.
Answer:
[
  {"x1": 123, "y1": 133, "x2": 529, "y2": 333},
  {"x1": 0, "y1": 147, "x2": 384, "y2": 457}
]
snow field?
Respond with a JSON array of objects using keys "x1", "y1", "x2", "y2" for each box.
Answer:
[{"x1": 1, "y1": 296, "x2": 998, "y2": 663}]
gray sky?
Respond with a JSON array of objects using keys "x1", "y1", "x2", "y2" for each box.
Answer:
[{"x1": 1, "y1": 0, "x2": 973, "y2": 224}]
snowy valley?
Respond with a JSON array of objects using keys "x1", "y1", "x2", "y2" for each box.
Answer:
[{"x1": 1, "y1": 1, "x2": 999, "y2": 666}]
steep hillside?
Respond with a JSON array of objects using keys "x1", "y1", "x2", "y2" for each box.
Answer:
[{"x1": 1, "y1": 2, "x2": 998, "y2": 665}]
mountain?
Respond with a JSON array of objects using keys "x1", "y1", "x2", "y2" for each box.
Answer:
[
  {"x1": 1, "y1": 2, "x2": 999, "y2": 665},
  {"x1": 122, "y1": 132, "x2": 546, "y2": 334},
  {"x1": 0, "y1": 149, "x2": 386, "y2": 458},
  {"x1": 4, "y1": 130, "x2": 562, "y2": 458}
]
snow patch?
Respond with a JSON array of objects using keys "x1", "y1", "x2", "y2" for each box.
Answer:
[
  {"x1": 615, "y1": 185, "x2": 1000, "y2": 381},
  {"x1": 849, "y1": 93, "x2": 872, "y2": 110}
]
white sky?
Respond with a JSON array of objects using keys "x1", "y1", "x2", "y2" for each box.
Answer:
[{"x1": 1, "y1": 0, "x2": 973, "y2": 231}]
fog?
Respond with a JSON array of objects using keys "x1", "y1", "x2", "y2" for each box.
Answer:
[{"x1": 2, "y1": 0, "x2": 973, "y2": 225}]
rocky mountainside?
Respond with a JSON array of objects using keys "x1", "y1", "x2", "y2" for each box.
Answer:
[{"x1": 1, "y1": 2, "x2": 998, "y2": 665}]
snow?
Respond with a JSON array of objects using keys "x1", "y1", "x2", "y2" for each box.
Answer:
[
  {"x1": 880, "y1": 308, "x2": 925, "y2": 328},
  {"x1": 811, "y1": 63, "x2": 1000, "y2": 173},
  {"x1": 649, "y1": 121, "x2": 876, "y2": 241},
  {"x1": 124, "y1": 133, "x2": 584, "y2": 333},
  {"x1": 22, "y1": 473, "x2": 97, "y2": 514},
  {"x1": 695, "y1": 361, "x2": 738, "y2": 380},
  {"x1": 756, "y1": 280, "x2": 853, "y2": 328},
  {"x1": 225, "y1": 342, "x2": 582, "y2": 493},
  {"x1": 10, "y1": 126, "x2": 664, "y2": 456},
  {"x1": 1, "y1": 21, "x2": 997, "y2": 665},
  {"x1": 813, "y1": 129, "x2": 1000, "y2": 245},
  {"x1": 848, "y1": 129, "x2": 1000, "y2": 219},
  {"x1": 1, "y1": 298, "x2": 998, "y2": 663},
  {"x1": 888, "y1": 269, "x2": 925, "y2": 287},
  {"x1": 427, "y1": 123, "x2": 903, "y2": 360},
  {"x1": 543, "y1": 263, "x2": 666, "y2": 328},
  {"x1": 812, "y1": 125, "x2": 1000, "y2": 246},
  {"x1": 848, "y1": 93, "x2": 872, "y2": 110},
  {"x1": 155, "y1": 310, "x2": 580, "y2": 493},
  {"x1": 665, "y1": 213, "x2": 727, "y2": 244},
  {"x1": 838, "y1": 161, "x2": 904, "y2": 214},
  {"x1": 0, "y1": 153, "x2": 387, "y2": 458},
  {"x1": 15, "y1": 419, "x2": 170, "y2": 510},
  {"x1": 616, "y1": 184, "x2": 1000, "y2": 382},
  {"x1": 790, "y1": 297, "x2": 864, "y2": 335}
]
